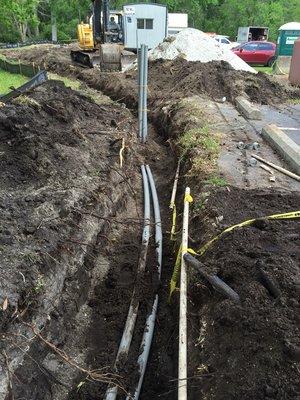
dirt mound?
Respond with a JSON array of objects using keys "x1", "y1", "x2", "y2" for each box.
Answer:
[
  {"x1": 2, "y1": 46, "x2": 299, "y2": 107},
  {"x1": 188, "y1": 188, "x2": 300, "y2": 400},
  {"x1": 78, "y1": 59, "x2": 300, "y2": 108},
  {"x1": 0, "y1": 80, "x2": 145, "y2": 399},
  {"x1": 1, "y1": 44, "x2": 79, "y2": 76},
  {"x1": 146, "y1": 59, "x2": 300, "y2": 105},
  {"x1": 149, "y1": 28, "x2": 256, "y2": 73}
]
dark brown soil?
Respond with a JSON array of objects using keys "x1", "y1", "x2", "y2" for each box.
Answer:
[
  {"x1": 0, "y1": 79, "x2": 145, "y2": 399},
  {"x1": 187, "y1": 187, "x2": 300, "y2": 400},
  {"x1": 1, "y1": 44, "x2": 300, "y2": 400},
  {"x1": 0, "y1": 79, "x2": 179, "y2": 400},
  {"x1": 2, "y1": 46, "x2": 300, "y2": 108},
  {"x1": 145, "y1": 59, "x2": 300, "y2": 105}
]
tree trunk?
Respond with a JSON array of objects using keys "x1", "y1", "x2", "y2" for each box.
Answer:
[
  {"x1": 51, "y1": 12, "x2": 57, "y2": 42},
  {"x1": 19, "y1": 22, "x2": 28, "y2": 42}
]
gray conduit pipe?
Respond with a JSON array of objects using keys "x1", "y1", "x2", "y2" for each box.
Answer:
[
  {"x1": 126, "y1": 165, "x2": 162, "y2": 400},
  {"x1": 137, "y1": 47, "x2": 143, "y2": 140},
  {"x1": 142, "y1": 45, "x2": 148, "y2": 143},
  {"x1": 105, "y1": 165, "x2": 151, "y2": 400}
]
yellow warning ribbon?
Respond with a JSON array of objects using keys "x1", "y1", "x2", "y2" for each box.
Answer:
[
  {"x1": 198, "y1": 210, "x2": 300, "y2": 256},
  {"x1": 169, "y1": 245, "x2": 198, "y2": 301},
  {"x1": 184, "y1": 193, "x2": 193, "y2": 203},
  {"x1": 170, "y1": 203, "x2": 177, "y2": 241},
  {"x1": 169, "y1": 210, "x2": 299, "y2": 301}
]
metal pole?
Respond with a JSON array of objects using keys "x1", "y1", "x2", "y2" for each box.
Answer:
[
  {"x1": 178, "y1": 187, "x2": 190, "y2": 400},
  {"x1": 142, "y1": 45, "x2": 148, "y2": 143},
  {"x1": 138, "y1": 45, "x2": 144, "y2": 140}
]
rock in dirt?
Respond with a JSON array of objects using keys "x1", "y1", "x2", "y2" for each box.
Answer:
[{"x1": 149, "y1": 28, "x2": 257, "y2": 74}]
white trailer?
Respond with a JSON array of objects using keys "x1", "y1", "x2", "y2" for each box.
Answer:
[{"x1": 237, "y1": 26, "x2": 269, "y2": 43}]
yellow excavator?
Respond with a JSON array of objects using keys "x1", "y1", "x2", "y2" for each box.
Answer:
[{"x1": 71, "y1": 0, "x2": 126, "y2": 71}]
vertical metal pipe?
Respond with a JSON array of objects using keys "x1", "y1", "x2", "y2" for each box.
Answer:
[
  {"x1": 138, "y1": 45, "x2": 144, "y2": 140},
  {"x1": 178, "y1": 187, "x2": 190, "y2": 400},
  {"x1": 142, "y1": 45, "x2": 148, "y2": 143}
]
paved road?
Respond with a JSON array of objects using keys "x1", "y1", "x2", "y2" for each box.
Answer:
[{"x1": 253, "y1": 104, "x2": 300, "y2": 146}]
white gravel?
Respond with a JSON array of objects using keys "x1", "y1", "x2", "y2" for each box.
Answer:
[{"x1": 148, "y1": 28, "x2": 257, "y2": 74}]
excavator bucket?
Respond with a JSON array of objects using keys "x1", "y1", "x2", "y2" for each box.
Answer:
[
  {"x1": 99, "y1": 43, "x2": 122, "y2": 71},
  {"x1": 71, "y1": 45, "x2": 136, "y2": 71}
]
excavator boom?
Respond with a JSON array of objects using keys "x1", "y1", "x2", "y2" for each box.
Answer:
[{"x1": 71, "y1": 0, "x2": 123, "y2": 71}]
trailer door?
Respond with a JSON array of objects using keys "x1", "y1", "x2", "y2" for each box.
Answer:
[{"x1": 237, "y1": 27, "x2": 249, "y2": 43}]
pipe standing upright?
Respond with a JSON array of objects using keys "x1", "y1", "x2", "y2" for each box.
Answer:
[
  {"x1": 142, "y1": 45, "x2": 148, "y2": 142},
  {"x1": 138, "y1": 46, "x2": 144, "y2": 140},
  {"x1": 178, "y1": 187, "x2": 191, "y2": 400},
  {"x1": 138, "y1": 44, "x2": 148, "y2": 143}
]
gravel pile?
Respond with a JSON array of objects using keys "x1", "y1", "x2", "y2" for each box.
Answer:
[{"x1": 149, "y1": 28, "x2": 257, "y2": 73}]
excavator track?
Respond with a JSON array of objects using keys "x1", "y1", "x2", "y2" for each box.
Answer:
[
  {"x1": 70, "y1": 50, "x2": 99, "y2": 68},
  {"x1": 71, "y1": 44, "x2": 122, "y2": 71}
]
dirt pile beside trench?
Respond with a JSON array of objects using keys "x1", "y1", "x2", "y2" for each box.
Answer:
[
  {"x1": 0, "y1": 80, "x2": 144, "y2": 399},
  {"x1": 145, "y1": 59, "x2": 300, "y2": 104},
  {"x1": 78, "y1": 59, "x2": 300, "y2": 108},
  {"x1": 187, "y1": 188, "x2": 300, "y2": 400},
  {"x1": 2, "y1": 46, "x2": 300, "y2": 108},
  {"x1": 1, "y1": 44, "x2": 81, "y2": 76}
]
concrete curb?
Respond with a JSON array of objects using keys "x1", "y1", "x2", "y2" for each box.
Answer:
[
  {"x1": 261, "y1": 124, "x2": 300, "y2": 175},
  {"x1": 235, "y1": 96, "x2": 262, "y2": 120}
]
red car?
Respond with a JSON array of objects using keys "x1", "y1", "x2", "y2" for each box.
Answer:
[{"x1": 232, "y1": 41, "x2": 276, "y2": 66}]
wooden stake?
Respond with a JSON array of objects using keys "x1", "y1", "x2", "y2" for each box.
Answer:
[{"x1": 251, "y1": 154, "x2": 300, "y2": 182}]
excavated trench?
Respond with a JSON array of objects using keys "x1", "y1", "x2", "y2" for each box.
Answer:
[
  {"x1": 0, "y1": 78, "x2": 181, "y2": 400},
  {"x1": 0, "y1": 48, "x2": 300, "y2": 400}
]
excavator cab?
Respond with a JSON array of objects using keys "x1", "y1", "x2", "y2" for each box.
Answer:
[{"x1": 71, "y1": 0, "x2": 123, "y2": 71}]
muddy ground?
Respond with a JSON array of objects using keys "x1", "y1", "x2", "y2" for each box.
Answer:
[
  {"x1": 188, "y1": 188, "x2": 300, "y2": 400},
  {"x1": 0, "y1": 78, "x2": 179, "y2": 400},
  {"x1": 0, "y1": 44, "x2": 299, "y2": 400}
]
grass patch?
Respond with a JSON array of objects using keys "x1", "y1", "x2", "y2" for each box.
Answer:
[
  {"x1": 204, "y1": 176, "x2": 227, "y2": 187},
  {"x1": 12, "y1": 95, "x2": 41, "y2": 108},
  {"x1": 254, "y1": 66, "x2": 273, "y2": 74},
  {"x1": 289, "y1": 98, "x2": 300, "y2": 105},
  {"x1": 48, "y1": 72, "x2": 81, "y2": 90},
  {"x1": 48, "y1": 72, "x2": 113, "y2": 105},
  {"x1": 0, "y1": 69, "x2": 28, "y2": 94},
  {"x1": 177, "y1": 126, "x2": 220, "y2": 176}
]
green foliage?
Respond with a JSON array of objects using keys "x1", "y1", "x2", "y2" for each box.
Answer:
[
  {"x1": 177, "y1": 126, "x2": 220, "y2": 177},
  {"x1": 203, "y1": 176, "x2": 227, "y2": 187},
  {"x1": 0, "y1": 69, "x2": 28, "y2": 94},
  {"x1": 254, "y1": 66, "x2": 273, "y2": 74},
  {"x1": 178, "y1": 126, "x2": 219, "y2": 158},
  {"x1": 0, "y1": 0, "x2": 299, "y2": 43}
]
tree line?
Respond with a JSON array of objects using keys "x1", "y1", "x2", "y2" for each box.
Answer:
[{"x1": 0, "y1": 0, "x2": 299, "y2": 43}]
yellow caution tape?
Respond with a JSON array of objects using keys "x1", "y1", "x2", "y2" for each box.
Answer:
[
  {"x1": 184, "y1": 194, "x2": 193, "y2": 203},
  {"x1": 169, "y1": 210, "x2": 299, "y2": 301},
  {"x1": 169, "y1": 245, "x2": 198, "y2": 301},
  {"x1": 198, "y1": 210, "x2": 300, "y2": 256}
]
